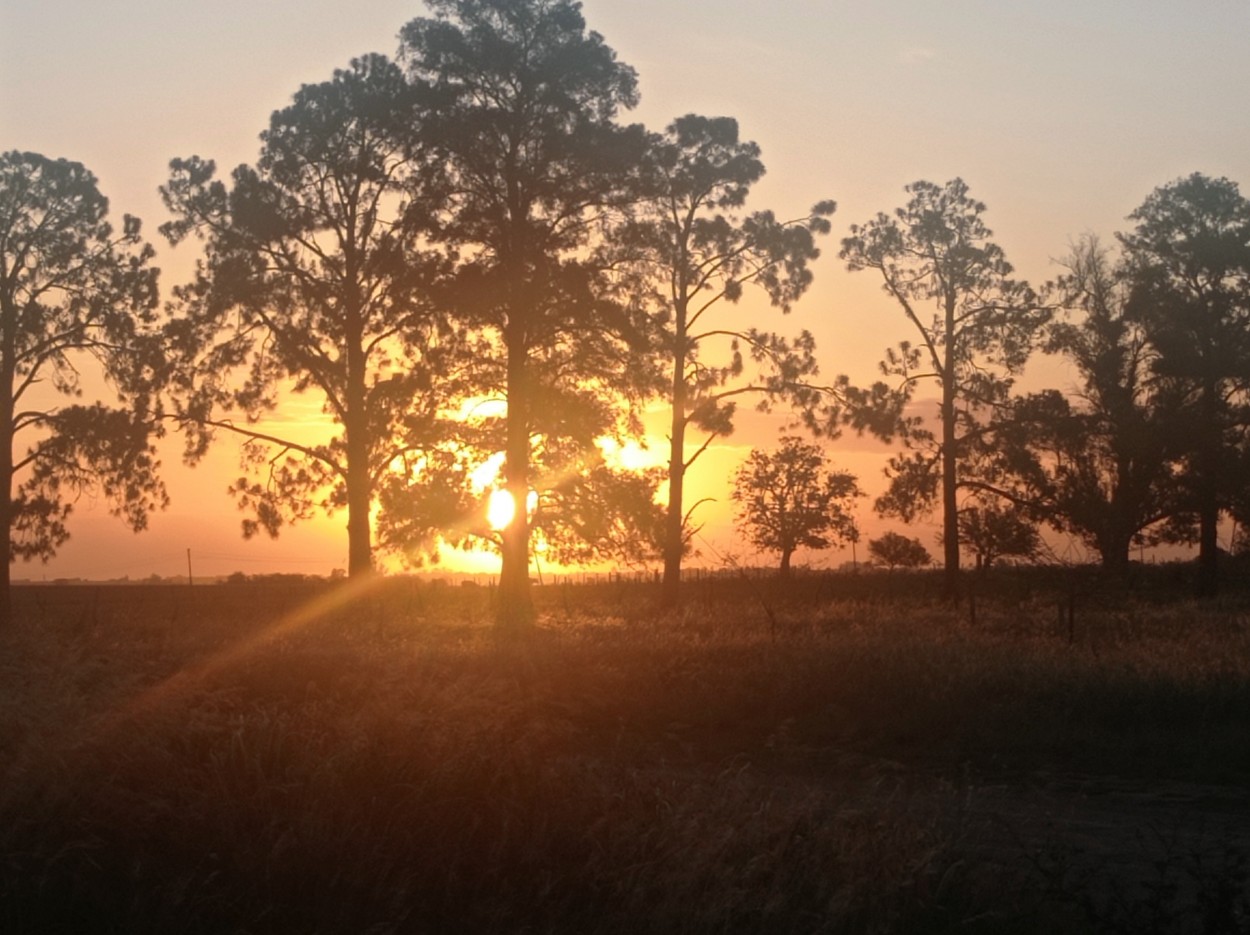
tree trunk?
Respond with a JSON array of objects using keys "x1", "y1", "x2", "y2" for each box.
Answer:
[
  {"x1": 344, "y1": 414, "x2": 373, "y2": 579},
  {"x1": 941, "y1": 310, "x2": 961, "y2": 601},
  {"x1": 1101, "y1": 461, "x2": 1134, "y2": 577},
  {"x1": 0, "y1": 324, "x2": 13, "y2": 627},
  {"x1": 1196, "y1": 375, "x2": 1220, "y2": 597},
  {"x1": 1098, "y1": 507, "x2": 1135, "y2": 577},
  {"x1": 779, "y1": 547, "x2": 792, "y2": 579},
  {"x1": 1197, "y1": 480, "x2": 1220, "y2": 597},
  {"x1": 0, "y1": 406, "x2": 11, "y2": 628},
  {"x1": 497, "y1": 341, "x2": 534, "y2": 631},
  {"x1": 1099, "y1": 538, "x2": 1133, "y2": 577},
  {"x1": 661, "y1": 372, "x2": 686, "y2": 608},
  {"x1": 343, "y1": 287, "x2": 373, "y2": 579},
  {"x1": 661, "y1": 296, "x2": 690, "y2": 608}
]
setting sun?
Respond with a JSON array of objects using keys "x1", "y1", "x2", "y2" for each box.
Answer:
[
  {"x1": 487, "y1": 488, "x2": 538, "y2": 532},
  {"x1": 486, "y1": 489, "x2": 516, "y2": 531}
]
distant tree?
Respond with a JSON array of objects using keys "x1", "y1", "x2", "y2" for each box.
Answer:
[
  {"x1": 731, "y1": 437, "x2": 860, "y2": 577},
  {"x1": 399, "y1": 0, "x2": 656, "y2": 630},
  {"x1": 611, "y1": 114, "x2": 835, "y2": 605},
  {"x1": 867, "y1": 531, "x2": 932, "y2": 571},
  {"x1": 980, "y1": 237, "x2": 1182, "y2": 572},
  {"x1": 841, "y1": 179, "x2": 1048, "y2": 598},
  {"x1": 534, "y1": 458, "x2": 667, "y2": 568},
  {"x1": 956, "y1": 503, "x2": 1040, "y2": 570},
  {"x1": 160, "y1": 55, "x2": 458, "y2": 579},
  {"x1": 0, "y1": 151, "x2": 165, "y2": 625},
  {"x1": 1119, "y1": 173, "x2": 1250, "y2": 595}
]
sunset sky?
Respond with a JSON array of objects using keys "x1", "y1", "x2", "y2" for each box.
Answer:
[{"x1": 4, "y1": 0, "x2": 1250, "y2": 580}]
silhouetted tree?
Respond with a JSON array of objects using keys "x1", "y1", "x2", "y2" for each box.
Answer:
[
  {"x1": 956, "y1": 503, "x2": 1039, "y2": 570},
  {"x1": 867, "y1": 531, "x2": 932, "y2": 571},
  {"x1": 400, "y1": 0, "x2": 655, "y2": 630},
  {"x1": 840, "y1": 179, "x2": 1048, "y2": 598},
  {"x1": 613, "y1": 114, "x2": 834, "y2": 604},
  {"x1": 160, "y1": 55, "x2": 457, "y2": 579},
  {"x1": 0, "y1": 151, "x2": 165, "y2": 624},
  {"x1": 731, "y1": 437, "x2": 860, "y2": 577},
  {"x1": 981, "y1": 237, "x2": 1182, "y2": 572},
  {"x1": 534, "y1": 458, "x2": 666, "y2": 567},
  {"x1": 1119, "y1": 173, "x2": 1250, "y2": 595}
]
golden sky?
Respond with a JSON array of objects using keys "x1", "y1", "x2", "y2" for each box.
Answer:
[{"x1": 4, "y1": 0, "x2": 1250, "y2": 579}]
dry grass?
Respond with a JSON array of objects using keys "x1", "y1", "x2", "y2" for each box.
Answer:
[{"x1": 2, "y1": 573, "x2": 1249, "y2": 933}]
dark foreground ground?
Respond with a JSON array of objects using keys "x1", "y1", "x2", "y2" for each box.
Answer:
[{"x1": 2, "y1": 569, "x2": 1249, "y2": 933}]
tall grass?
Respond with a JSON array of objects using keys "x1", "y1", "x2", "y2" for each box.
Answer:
[{"x1": 2, "y1": 573, "x2": 1249, "y2": 933}]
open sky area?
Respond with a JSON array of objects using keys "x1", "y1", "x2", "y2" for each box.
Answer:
[{"x1": 4, "y1": 0, "x2": 1250, "y2": 580}]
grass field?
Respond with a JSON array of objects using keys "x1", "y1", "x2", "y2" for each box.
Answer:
[{"x1": 2, "y1": 570, "x2": 1249, "y2": 933}]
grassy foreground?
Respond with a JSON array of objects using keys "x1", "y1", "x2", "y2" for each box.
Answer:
[{"x1": 2, "y1": 572, "x2": 1249, "y2": 933}]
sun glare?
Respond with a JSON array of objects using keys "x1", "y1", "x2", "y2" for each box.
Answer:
[
  {"x1": 486, "y1": 488, "x2": 539, "y2": 531},
  {"x1": 487, "y1": 489, "x2": 516, "y2": 531},
  {"x1": 598, "y1": 436, "x2": 662, "y2": 471},
  {"x1": 470, "y1": 451, "x2": 506, "y2": 491}
]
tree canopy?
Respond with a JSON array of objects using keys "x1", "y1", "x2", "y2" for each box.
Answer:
[
  {"x1": 160, "y1": 54, "x2": 458, "y2": 578},
  {"x1": 1119, "y1": 173, "x2": 1250, "y2": 594},
  {"x1": 867, "y1": 531, "x2": 932, "y2": 571},
  {"x1": 956, "y1": 503, "x2": 1040, "y2": 571},
  {"x1": 840, "y1": 178, "x2": 1048, "y2": 597},
  {"x1": 612, "y1": 113, "x2": 834, "y2": 604},
  {"x1": 399, "y1": 0, "x2": 657, "y2": 628},
  {"x1": 731, "y1": 437, "x2": 860, "y2": 577},
  {"x1": 0, "y1": 150, "x2": 164, "y2": 622},
  {"x1": 979, "y1": 237, "x2": 1182, "y2": 572}
]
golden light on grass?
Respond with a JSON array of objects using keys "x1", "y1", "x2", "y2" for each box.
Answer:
[{"x1": 12, "y1": 571, "x2": 395, "y2": 785}]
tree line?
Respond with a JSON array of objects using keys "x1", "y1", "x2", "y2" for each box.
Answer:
[{"x1": 2, "y1": 0, "x2": 1249, "y2": 627}]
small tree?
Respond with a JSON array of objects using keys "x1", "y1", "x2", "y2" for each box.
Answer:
[
  {"x1": 534, "y1": 458, "x2": 667, "y2": 568},
  {"x1": 0, "y1": 151, "x2": 165, "y2": 625},
  {"x1": 957, "y1": 503, "x2": 1039, "y2": 570},
  {"x1": 731, "y1": 437, "x2": 860, "y2": 577},
  {"x1": 868, "y1": 531, "x2": 932, "y2": 571}
]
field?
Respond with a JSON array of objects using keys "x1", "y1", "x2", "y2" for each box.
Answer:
[{"x1": 2, "y1": 570, "x2": 1250, "y2": 934}]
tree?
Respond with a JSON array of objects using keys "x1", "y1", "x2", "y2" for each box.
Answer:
[
  {"x1": 981, "y1": 237, "x2": 1182, "y2": 572},
  {"x1": 867, "y1": 531, "x2": 932, "y2": 571},
  {"x1": 731, "y1": 437, "x2": 860, "y2": 577},
  {"x1": 614, "y1": 114, "x2": 834, "y2": 605},
  {"x1": 0, "y1": 151, "x2": 164, "y2": 623},
  {"x1": 840, "y1": 179, "x2": 1048, "y2": 598},
  {"x1": 400, "y1": 0, "x2": 655, "y2": 629},
  {"x1": 532, "y1": 457, "x2": 666, "y2": 568},
  {"x1": 160, "y1": 55, "x2": 456, "y2": 579},
  {"x1": 1119, "y1": 173, "x2": 1250, "y2": 595},
  {"x1": 956, "y1": 503, "x2": 1039, "y2": 570}
]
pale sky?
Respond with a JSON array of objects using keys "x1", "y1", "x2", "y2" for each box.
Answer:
[{"x1": 4, "y1": 0, "x2": 1250, "y2": 579}]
